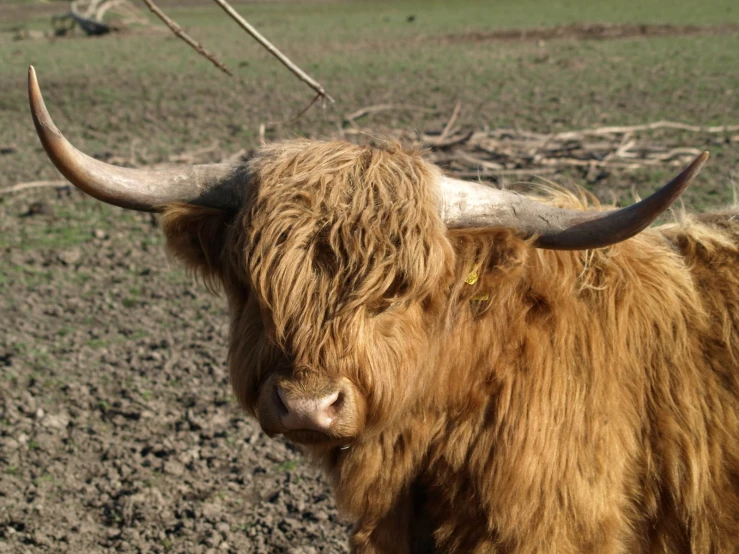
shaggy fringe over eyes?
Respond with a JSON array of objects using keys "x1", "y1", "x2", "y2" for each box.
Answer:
[{"x1": 239, "y1": 139, "x2": 453, "y2": 361}]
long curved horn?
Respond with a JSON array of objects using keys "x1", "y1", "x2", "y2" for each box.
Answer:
[
  {"x1": 28, "y1": 66, "x2": 246, "y2": 212},
  {"x1": 440, "y1": 152, "x2": 708, "y2": 250}
]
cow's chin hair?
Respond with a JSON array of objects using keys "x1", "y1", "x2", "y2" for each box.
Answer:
[
  {"x1": 280, "y1": 429, "x2": 356, "y2": 447},
  {"x1": 259, "y1": 416, "x2": 364, "y2": 447}
]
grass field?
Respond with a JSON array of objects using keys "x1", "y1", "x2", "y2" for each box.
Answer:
[
  {"x1": 0, "y1": 1, "x2": 738, "y2": 552},
  {"x1": 1, "y1": 0, "x2": 738, "y2": 205}
]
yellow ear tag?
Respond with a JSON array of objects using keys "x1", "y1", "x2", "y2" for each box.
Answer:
[
  {"x1": 465, "y1": 263, "x2": 479, "y2": 286},
  {"x1": 466, "y1": 263, "x2": 489, "y2": 304}
]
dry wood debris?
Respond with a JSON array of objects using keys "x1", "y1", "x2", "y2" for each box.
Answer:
[
  {"x1": 7, "y1": 113, "x2": 737, "y2": 196},
  {"x1": 343, "y1": 119, "x2": 739, "y2": 182},
  {"x1": 51, "y1": 0, "x2": 149, "y2": 37}
]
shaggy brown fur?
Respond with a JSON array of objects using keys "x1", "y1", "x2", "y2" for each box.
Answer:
[{"x1": 161, "y1": 140, "x2": 739, "y2": 553}]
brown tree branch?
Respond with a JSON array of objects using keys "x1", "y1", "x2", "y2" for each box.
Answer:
[
  {"x1": 435, "y1": 101, "x2": 462, "y2": 145},
  {"x1": 210, "y1": 0, "x2": 334, "y2": 103},
  {"x1": 140, "y1": 0, "x2": 232, "y2": 76},
  {"x1": 0, "y1": 181, "x2": 69, "y2": 194}
]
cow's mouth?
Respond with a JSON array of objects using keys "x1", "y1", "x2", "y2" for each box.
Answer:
[{"x1": 282, "y1": 428, "x2": 355, "y2": 447}]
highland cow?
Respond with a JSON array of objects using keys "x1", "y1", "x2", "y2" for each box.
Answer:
[{"x1": 28, "y1": 66, "x2": 738, "y2": 553}]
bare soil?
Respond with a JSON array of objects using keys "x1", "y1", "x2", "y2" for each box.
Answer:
[
  {"x1": 0, "y1": 192, "x2": 350, "y2": 553},
  {"x1": 435, "y1": 22, "x2": 739, "y2": 45}
]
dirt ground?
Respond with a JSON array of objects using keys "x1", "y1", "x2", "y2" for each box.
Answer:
[
  {"x1": 436, "y1": 22, "x2": 739, "y2": 45},
  {"x1": 0, "y1": 190, "x2": 350, "y2": 553}
]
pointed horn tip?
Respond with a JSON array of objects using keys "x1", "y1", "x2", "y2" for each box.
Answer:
[
  {"x1": 28, "y1": 65, "x2": 65, "y2": 145},
  {"x1": 678, "y1": 150, "x2": 709, "y2": 186},
  {"x1": 690, "y1": 150, "x2": 709, "y2": 172},
  {"x1": 693, "y1": 150, "x2": 709, "y2": 168},
  {"x1": 28, "y1": 65, "x2": 46, "y2": 121},
  {"x1": 28, "y1": 65, "x2": 39, "y2": 99}
]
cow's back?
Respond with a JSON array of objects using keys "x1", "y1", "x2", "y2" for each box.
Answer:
[
  {"x1": 417, "y1": 215, "x2": 739, "y2": 553},
  {"x1": 640, "y1": 212, "x2": 739, "y2": 552}
]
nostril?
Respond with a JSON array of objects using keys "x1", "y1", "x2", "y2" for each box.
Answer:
[
  {"x1": 275, "y1": 386, "x2": 289, "y2": 416},
  {"x1": 274, "y1": 386, "x2": 344, "y2": 433},
  {"x1": 329, "y1": 391, "x2": 344, "y2": 411}
]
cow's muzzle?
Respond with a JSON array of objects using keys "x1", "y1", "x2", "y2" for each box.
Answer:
[{"x1": 256, "y1": 375, "x2": 365, "y2": 445}]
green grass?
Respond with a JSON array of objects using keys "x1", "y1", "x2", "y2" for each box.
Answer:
[
  {"x1": 0, "y1": 203, "x2": 147, "y2": 251},
  {"x1": 167, "y1": 0, "x2": 739, "y2": 39},
  {"x1": 275, "y1": 459, "x2": 299, "y2": 472},
  {"x1": 0, "y1": 0, "x2": 737, "y2": 211}
]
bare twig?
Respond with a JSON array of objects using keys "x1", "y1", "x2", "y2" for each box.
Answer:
[
  {"x1": 556, "y1": 120, "x2": 739, "y2": 140},
  {"x1": 141, "y1": 0, "x2": 232, "y2": 76},
  {"x1": 538, "y1": 158, "x2": 657, "y2": 169},
  {"x1": 0, "y1": 181, "x2": 69, "y2": 194},
  {"x1": 210, "y1": 0, "x2": 333, "y2": 103},
  {"x1": 344, "y1": 104, "x2": 437, "y2": 126},
  {"x1": 455, "y1": 151, "x2": 504, "y2": 170},
  {"x1": 422, "y1": 130, "x2": 474, "y2": 148},
  {"x1": 453, "y1": 168, "x2": 558, "y2": 178},
  {"x1": 267, "y1": 93, "x2": 323, "y2": 127},
  {"x1": 436, "y1": 101, "x2": 462, "y2": 145},
  {"x1": 378, "y1": 118, "x2": 739, "y2": 179}
]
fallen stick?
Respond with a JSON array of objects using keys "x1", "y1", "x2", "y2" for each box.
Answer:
[
  {"x1": 434, "y1": 101, "x2": 462, "y2": 145},
  {"x1": 344, "y1": 104, "x2": 437, "y2": 124},
  {"x1": 452, "y1": 168, "x2": 558, "y2": 179},
  {"x1": 537, "y1": 158, "x2": 658, "y2": 169},
  {"x1": 454, "y1": 150, "x2": 504, "y2": 170},
  {"x1": 267, "y1": 92, "x2": 323, "y2": 127},
  {"x1": 556, "y1": 120, "x2": 739, "y2": 140},
  {"x1": 0, "y1": 181, "x2": 70, "y2": 194},
  {"x1": 421, "y1": 130, "x2": 474, "y2": 148}
]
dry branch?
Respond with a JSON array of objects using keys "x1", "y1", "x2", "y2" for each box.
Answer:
[
  {"x1": 434, "y1": 101, "x2": 462, "y2": 146},
  {"x1": 344, "y1": 104, "x2": 437, "y2": 124},
  {"x1": 453, "y1": 168, "x2": 558, "y2": 179},
  {"x1": 141, "y1": 0, "x2": 232, "y2": 76},
  {"x1": 423, "y1": 130, "x2": 473, "y2": 149},
  {"x1": 46, "y1": 0, "x2": 152, "y2": 36},
  {"x1": 211, "y1": 0, "x2": 334, "y2": 103},
  {"x1": 372, "y1": 118, "x2": 738, "y2": 182},
  {"x1": 0, "y1": 181, "x2": 69, "y2": 194},
  {"x1": 267, "y1": 93, "x2": 323, "y2": 126},
  {"x1": 556, "y1": 120, "x2": 739, "y2": 140}
]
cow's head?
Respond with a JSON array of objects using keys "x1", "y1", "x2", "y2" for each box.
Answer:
[{"x1": 27, "y1": 66, "x2": 708, "y2": 448}]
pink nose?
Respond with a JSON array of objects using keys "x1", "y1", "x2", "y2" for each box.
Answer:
[{"x1": 276, "y1": 387, "x2": 341, "y2": 433}]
